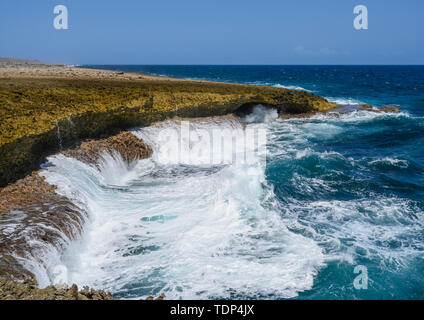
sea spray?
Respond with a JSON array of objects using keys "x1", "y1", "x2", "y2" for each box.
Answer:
[
  {"x1": 15, "y1": 103, "x2": 424, "y2": 299},
  {"x1": 71, "y1": 65, "x2": 424, "y2": 299},
  {"x1": 38, "y1": 112, "x2": 325, "y2": 299},
  {"x1": 0, "y1": 172, "x2": 88, "y2": 288}
]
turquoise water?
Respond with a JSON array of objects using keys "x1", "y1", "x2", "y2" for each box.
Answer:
[{"x1": 61, "y1": 65, "x2": 423, "y2": 299}]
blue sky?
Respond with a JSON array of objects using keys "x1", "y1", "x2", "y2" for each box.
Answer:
[{"x1": 0, "y1": 0, "x2": 423, "y2": 64}]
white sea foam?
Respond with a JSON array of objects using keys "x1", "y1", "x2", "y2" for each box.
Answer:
[
  {"x1": 263, "y1": 113, "x2": 424, "y2": 269},
  {"x1": 37, "y1": 115, "x2": 325, "y2": 299},
  {"x1": 368, "y1": 158, "x2": 409, "y2": 168},
  {"x1": 282, "y1": 197, "x2": 424, "y2": 267},
  {"x1": 273, "y1": 84, "x2": 313, "y2": 92},
  {"x1": 27, "y1": 103, "x2": 422, "y2": 298},
  {"x1": 325, "y1": 97, "x2": 364, "y2": 105},
  {"x1": 307, "y1": 110, "x2": 411, "y2": 123},
  {"x1": 241, "y1": 105, "x2": 279, "y2": 124}
]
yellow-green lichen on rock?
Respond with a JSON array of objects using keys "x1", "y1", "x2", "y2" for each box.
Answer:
[{"x1": 0, "y1": 69, "x2": 337, "y2": 186}]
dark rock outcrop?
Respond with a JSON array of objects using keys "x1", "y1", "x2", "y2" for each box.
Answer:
[
  {"x1": 63, "y1": 131, "x2": 152, "y2": 165},
  {"x1": 0, "y1": 172, "x2": 85, "y2": 282},
  {"x1": 378, "y1": 105, "x2": 402, "y2": 113}
]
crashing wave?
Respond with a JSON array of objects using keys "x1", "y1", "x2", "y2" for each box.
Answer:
[{"x1": 37, "y1": 113, "x2": 325, "y2": 299}]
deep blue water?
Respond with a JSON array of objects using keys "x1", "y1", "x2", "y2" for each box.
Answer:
[
  {"x1": 81, "y1": 65, "x2": 424, "y2": 299},
  {"x1": 83, "y1": 65, "x2": 424, "y2": 116}
]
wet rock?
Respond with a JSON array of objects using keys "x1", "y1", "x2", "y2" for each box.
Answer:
[
  {"x1": 69, "y1": 284, "x2": 79, "y2": 300},
  {"x1": 280, "y1": 112, "x2": 316, "y2": 119},
  {"x1": 378, "y1": 105, "x2": 401, "y2": 113},
  {"x1": 144, "y1": 293, "x2": 165, "y2": 300},
  {"x1": 54, "y1": 283, "x2": 68, "y2": 290},
  {"x1": 0, "y1": 255, "x2": 35, "y2": 283},
  {"x1": 62, "y1": 131, "x2": 152, "y2": 165},
  {"x1": 155, "y1": 293, "x2": 165, "y2": 300},
  {"x1": 0, "y1": 277, "x2": 113, "y2": 300},
  {"x1": 359, "y1": 104, "x2": 374, "y2": 110},
  {"x1": 0, "y1": 131, "x2": 151, "y2": 287},
  {"x1": 0, "y1": 172, "x2": 86, "y2": 282}
]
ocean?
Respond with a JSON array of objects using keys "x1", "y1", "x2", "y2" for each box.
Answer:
[{"x1": 40, "y1": 65, "x2": 424, "y2": 299}]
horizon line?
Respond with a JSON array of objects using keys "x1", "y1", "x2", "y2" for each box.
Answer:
[{"x1": 78, "y1": 63, "x2": 424, "y2": 66}]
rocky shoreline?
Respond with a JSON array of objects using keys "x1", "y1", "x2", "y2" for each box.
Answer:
[
  {"x1": 0, "y1": 60, "x2": 337, "y2": 188},
  {"x1": 0, "y1": 126, "x2": 153, "y2": 299},
  {"x1": 0, "y1": 171, "x2": 85, "y2": 281},
  {"x1": 1, "y1": 60, "x2": 395, "y2": 300},
  {"x1": 0, "y1": 276, "x2": 113, "y2": 300}
]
